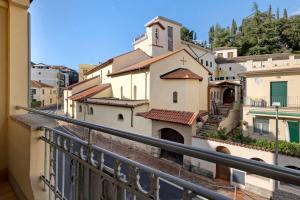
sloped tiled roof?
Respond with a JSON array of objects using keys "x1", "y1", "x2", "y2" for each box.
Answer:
[
  {"x1": 109, "y1": 49, "x2": 212, "y2": 76},
  {"x1": 137, "y1": 109, "x2": 199, "y2": 126},
  {"x1": 68, "y1": 83, "x2": 111, "y2": 101},
  {"x1": 65, "y1": 76, "x2": 99, "y2": 90},
  {"x1": 31, "y1": 80, "x2": 54, "y2": 88},
  {"x1": 84, "y1": 49, "x2": 148, "y2": 76},
  {"x1": 86, "y1": 99, "x2": 149, "y2": 108},
  {"x1": 160, "y1": 68, "x2": 203, "y2": 81}
]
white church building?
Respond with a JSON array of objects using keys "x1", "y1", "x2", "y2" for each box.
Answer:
[{"x1": 64, "y1": 16, "x2": 300, "y2": 199}]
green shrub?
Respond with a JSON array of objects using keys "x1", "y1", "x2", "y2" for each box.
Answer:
[{"x1": 31, "y1": 100, "x2": 41, "y2": 108}]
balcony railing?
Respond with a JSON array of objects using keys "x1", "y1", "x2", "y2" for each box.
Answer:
[
  {"x1": 134, "y1": 33, "x2": 147, "y2": 43},
  {"x1": 243, "y1": 96, "x2": 300, "y2": 108},
  {"x1": 17, "y1": 106, "x2": 300, "y2": 200}
]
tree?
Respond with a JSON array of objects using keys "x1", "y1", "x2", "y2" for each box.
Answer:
[
  {"x1": 231, "y1": 19, "x2": 237, "y2": 36},
  {"x1": 283, "y1": 8, "x2": 288, "y2": 19},
  {"x1": 181, "y1": 27, "x2": 194, "y2": 42},
  {"x1": 276, "y1": 8, "x2": 280, "y2": 20},
  {"x1": 208, "y1": 26, "x2": 215, "y2": 46},
  {"x1": 268, "y1": 4, "x2": 273, "y2": 18},
  {"x1": 252, "y1": 2, "x2": 259, "y2": 14}
]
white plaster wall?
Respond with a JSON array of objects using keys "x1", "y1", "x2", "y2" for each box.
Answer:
[
  {"x1": 149, "y1": 50, "x2": 209, "y2": 112},
  {"x1": 76, "y1": 103, "x2": 150, "y2": 135},
  {"x1": 214, "y1": 49, "x2": 238, "y2": 58},
  {"x1": 86, "y1": 65, "x2": 112, "y2": 84},
  {"x1": 31, "y1": 68, "x2": 60, "y2": 87},
  {"x1": 111, "y1": 71, "x2": 149, "y2": 100},
  {"x1": 191, "y1": 137, "x2": 300, "y2": 194},
  {"x1": 217, "y1": 63, "x2": 246, "y2": 80}
]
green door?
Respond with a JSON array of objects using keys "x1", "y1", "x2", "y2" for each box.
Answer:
[
  {"x1": 288, "y1": 121, "x2": 299, "y2": 143},
  {"x1": 270, "y1": 82, "x2": 287, "y2": 107}
]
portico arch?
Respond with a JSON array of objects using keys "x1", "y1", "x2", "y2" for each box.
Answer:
[
  {"x1": 215, "y1": 146, "x2": 231, "y2": 181},
  {"x1": 160, "y1": 128, "x2": 184, "y2": 165}
]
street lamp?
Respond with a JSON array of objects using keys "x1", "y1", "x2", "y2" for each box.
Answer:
[{"x1": 272, "y1": 102, "x2": 280, "y2": 192}]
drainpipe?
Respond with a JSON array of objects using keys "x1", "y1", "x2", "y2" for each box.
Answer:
[{"x1": 130, "y1": 107, "x2": 134, "y2": 127}]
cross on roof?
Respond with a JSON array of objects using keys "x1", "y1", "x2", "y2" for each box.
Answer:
[{"x1": 180, "y1": 57, "x2": 187, "y2": 66}]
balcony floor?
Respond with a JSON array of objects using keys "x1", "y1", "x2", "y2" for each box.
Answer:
[{"x1": 0, "y1": 181, "x2": 16, "y2": 200}]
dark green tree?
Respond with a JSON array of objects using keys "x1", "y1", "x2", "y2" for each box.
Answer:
[
  {"x1": 208, "y1": 26, "x2": 215, "y2": 46},
  {"x1": 276, "y1": 8, "x2": 280, "y2": 20},
  {"x1": 180, "y1": 27, "x2": 194, "y2": 42},
  {"x1": 231, "y1": 19, "x2": 237, "y2": 36},
  {"x1": 283, "y1": 8, "x2": 288, "y2": 19},
  {"x1": 268, "y1": 4, "x2": 273, "y2": 18}
]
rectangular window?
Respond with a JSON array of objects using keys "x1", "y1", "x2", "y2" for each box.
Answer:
[
  {"x1": 227, "y1": 52, "x2": 234, "y2": 58},
  {"x1": 205, "y1": 60, "x2": 209, "y2": 66},
  {"x1": 50, "y1": 90, "x2": 52, "y2": 94},
  {"x1": 167, "y1": 26, "x2": 173, "y2": 51},
  {"x1": 210, "y1": 62, "x2": 212, "y2": 67},
  {"x1": 217, "y1": 53, "x2": 223, "y2": 58},
  {"x1": 42, "y1": 89, "x2": 44, "y2": 94},
  {"x1": 32, "y1": 89, "x2": 36, "y2": 94},
  {"x1": 254, "y1": 118, "x2": 269, "y2": 135},
  {"x1": 50, "y1": 98, "x2": 52, "y2": 104}
]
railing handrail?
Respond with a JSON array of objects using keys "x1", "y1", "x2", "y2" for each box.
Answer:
[
  {"x1": 43, "y1": 127, "x2": 230, "y2": 200},
  {"x1": 16, "y1": 106, "x2": 300, "y2": 186}
]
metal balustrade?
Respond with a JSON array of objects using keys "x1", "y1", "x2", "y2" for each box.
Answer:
[
  {"x1": 16, "y1": 106, "x2": 300, "y2": 200},
  {"x1": 243, "y1": 96, "x2": 300, "y2": 108}
]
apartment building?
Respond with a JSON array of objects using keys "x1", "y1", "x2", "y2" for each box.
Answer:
[{"x1": 30, "y1": 80, "x2": 57, "y2": 108}]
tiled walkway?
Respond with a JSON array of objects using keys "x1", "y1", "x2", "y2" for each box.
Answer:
[
  {"x1": 63, "y1": 123, "x2": 267, "y2": 200},
  {"x1": 0, "y1": 181, "x2": 16, "y2": 200}
]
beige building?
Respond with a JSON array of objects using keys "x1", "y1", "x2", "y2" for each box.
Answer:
[
  {"x1": 240, "y1": 67, "x2": 300, "y2": 143},
  {"x1": 30, "y1": 80, "x2": 57, "y2": 108}
]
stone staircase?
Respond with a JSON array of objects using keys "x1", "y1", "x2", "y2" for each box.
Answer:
[
  {"x1": 197, "y1": 115, "x2": 224, "y2": 135},
  {"x1": 198, "y1": 103, "x2": 234, "y2": 135},
  {"x1": 216, "y1": 104, "x2": 233, "y2": 116}
]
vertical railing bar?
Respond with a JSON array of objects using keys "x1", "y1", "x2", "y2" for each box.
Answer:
[
  {"x1": 54, "y1": 136, "x2": 58, "y2": 200},
  {"x1": 49, "y1": 130, "x2": 52, "y2": 200},
  {"x1": 61, "y1": 147, "x2": 65, "y2": 199},
  {"x1": 44, "y1": 128, "x2": 48, "y2": 191},
  {"x1": 88, "y1": 128, "x2": 92, "y2": 200}
]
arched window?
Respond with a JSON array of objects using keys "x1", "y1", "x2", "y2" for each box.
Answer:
[
  {"x1": 173, "y1": 91, "x2": 178, "y2": 103},
  {"x1": 133, "y1": 85, "x2": 137, "y2": 100},
  {"x1": 118, "y1": 114, "x2": 124, "y2": 121},
  {"x1": 89, "y1": 107, "x2": 93, "y2": 115},
  {"x1": 79, "y1": 105, "x2": 82, "y2": 112},
  {"x1": 120, "y1": 86, "x2": 123, "y2": 99}
]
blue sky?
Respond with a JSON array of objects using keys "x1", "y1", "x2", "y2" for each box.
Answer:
[{"x1": 29, "y1": 0, "x2": 300, "y2": 70}]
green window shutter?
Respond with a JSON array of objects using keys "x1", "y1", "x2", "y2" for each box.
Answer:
[
  {"x1": 270, "y1": 82, "x2": 287, "y2": 107},
  {"x1": 288, "y1": 121, "x2": 299, "y2": 143}
]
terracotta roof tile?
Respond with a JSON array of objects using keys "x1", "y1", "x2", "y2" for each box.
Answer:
[
  {"x1": 160, "y1": 68, "x2": 203, "y2": 81},
  {"x1": 109, "y1": 49, "x2": 212, "y2": 76},
  {"x1": 69, "y1": 83, "x2": 111, "y2": 101},
  {"x1": 137, "y1": 109, "x2": 198, "y2": 126},
  {"x1": 31, "y1": 80, "x2": 54, "y2": 88}
]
